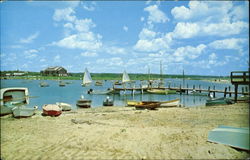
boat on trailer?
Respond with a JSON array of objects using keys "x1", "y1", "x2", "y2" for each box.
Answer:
[{"x1": 0, "y1": 88, "x2": 29, "y2": 116}]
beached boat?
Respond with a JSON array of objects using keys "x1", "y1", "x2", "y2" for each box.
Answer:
[
  {"x1": 12, "y1": 105, "x2": 38, "y2": 118},
  {"x1": 103, "y1": 97, "x2": 114, "y2": 106},
  {"x1": 146, "y1": 88, "x2": 176, "y2": 94},
  {"x1": 159, "y1": 99, "x2": 180, "y2": 107},
  {"x1": 135, "y1": 101, "x2": 160, "y2": 110},
  {"x1": 127, "y1": 100, "x2": 140, "y2": 106},
  {"x1": 95, "y1": 81, "x2": 103, "y2": 86},
  {"x1": 56, "y1": 102, "x2": 72, "y2": 111},
  {"x1": 81, "y1": 68, "x2": 92, "y2": 87},
  {"x1": 206, "y1": 97, "x2": 234, "y2": 106},
  {"x1": 87, "y1": 88, "x2": 114, "y2": 95},
  {"x1": 59, "y1": 81, "x2": 66, "y2": 87},
  {"x1": 40, "y1": 81, "x2": 49, "y2": 87},
  {"x1": 76, "y1": 95, "x2": 91, "y2": 108},
  {"x1": 208, "y1": 125, "x2": 249, "y2": 151},
  {"x1": 0, "y1": 87, "x2": 30, "y2": 116},
  {"x1": 42, "y1": 104, "x2": 62, "y2": 116}
]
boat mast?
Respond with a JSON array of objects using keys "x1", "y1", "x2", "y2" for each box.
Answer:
[
  {"x1": 182, "y1": 69, "x2": 185, "y2": 86},
  {"x1": 160, "y1": 61, "x2": 163, "y2": 83}
]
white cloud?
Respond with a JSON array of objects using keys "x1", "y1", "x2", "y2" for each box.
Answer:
[
  {"x1": 82, "y1": 2, "x2": 96, "y2": 11},
  {"x1": 75, "y1": 19, "x2": 96, "y2": 32},
  {"x1": 81, "y1": 51, "x2": 98, "y2": 57},
  {"x1": 19, "y1": 32, "x2": 39, "y2": 44},
  {"x1": 208, "y1": 53, "x2": 217, "y2": 65},
  {"x1": 140, "y1": 17, "x2": 145, "y2": 22},
  {"x1": 24, "y1": 49, "x2": 38, "y2": 59},
  {"x1": 97, "y1": 57, "x2": 124, "y2": 67},
  {"x1": 172, "y1": 22, "x2": 200, "y2": 39},
  {"x1": 123, "y1": 26, "x2": 128, "y2": 32},
  {"x1": 173, "y1": 44, "x2": 206, "y2": 62},
  {"x1": 106, "y1": 46, "x2": 126, "y2": 55},
  {"x1": 139, "y1": 28, "x2": 156, "y2": 40},
  {"x1": 208, "y1": 38, "x2": 247, "y2": 50},
  {"x1": 144, "y1": 5, "x2": 169, "y2": 24},
  {"x1": 54, "y1": 55, "x2": 61, "y2": 63},
  {"x1": 53, "y1": 7, "x2": 76, "y2": 22},
  {"x1": 52, "y1": 33, "x2": 102, "y2": 50}
]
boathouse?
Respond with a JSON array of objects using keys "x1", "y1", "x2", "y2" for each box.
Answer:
[{"x1": 40, "y1": 66, "x2": 68, "y2": 76}]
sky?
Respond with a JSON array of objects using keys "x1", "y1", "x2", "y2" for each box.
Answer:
[{"x1": 0, "y1": 1, "x2": 249, "y2": 76}]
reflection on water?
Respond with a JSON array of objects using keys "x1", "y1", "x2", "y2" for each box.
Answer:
[{"x1": 0, "y1": 79, "x2": 243, "y2": 110}]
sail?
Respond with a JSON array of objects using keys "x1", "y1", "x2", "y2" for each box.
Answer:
[
  {"x1": 82, "y1": 68, "x2": 92, "y2": 85},
  {"x1": 122, "y1": 71, "x2": 130, "y2": 83}
]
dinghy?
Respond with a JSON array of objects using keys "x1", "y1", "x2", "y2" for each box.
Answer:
[
  {"x1": 12, "y1": 105, "x2": 38, "y2": 118},
  {"x1": 42, "y1": 104, "x2": 62, "y2": 116},
  {"x1": 76, "y1": 95, "x2": 91, "y2": 108},
  {"x1": 135, "y1": 101, "x2": 160, "y2": 110},
  {"x1": 206, "y1": 97, "x2": 233, "y2": 106},
  {"x1": 103, "y1": 96, "x2": 114, "y2": 106}
]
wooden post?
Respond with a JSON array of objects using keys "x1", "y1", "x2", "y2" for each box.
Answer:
[
  {"x1": 235, "y1": 84, "x2": 238, "y2": 102},
  {"x1": 179, "y1": 84, "x2": 182, "y2": 95},
  {"x1": 213, "y1": 86, "x2": 215, "y2": 98},
  {"x1": 229, "y1": 86, "x2": 231, "y2": 97},
  {"x1": 168, "y1": 83, "x2": 170, "y2": 89},
  {"x1": 193, "y1": 85, "x2": 195, "y2": 90},
  {"x1": 245, "y1": 86, "x2": 248, "y2": 93},
  {"x1": 199, "y1": 85, "x2": 201, "y2": 93},
  {"x1": 208, "y1": 86, "x2": 210, "y2": 96},
  {"x1": 186, "y1": 84, "x2": 189, "y2": 95},
  {"x1": 242, "y1": 87, "x2": 244, "y2": 95},
  {"x1": 224, "y1": 87, "x2": 227, "y2": 98}
]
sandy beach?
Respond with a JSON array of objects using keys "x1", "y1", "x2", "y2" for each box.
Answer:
[{"x1": 1, "y1": 103, "x2": 249, "y2": 160}]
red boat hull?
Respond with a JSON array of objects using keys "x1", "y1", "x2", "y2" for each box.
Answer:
[{"x1": 43, "y1": 109, "x2": 62, "y2": 116}]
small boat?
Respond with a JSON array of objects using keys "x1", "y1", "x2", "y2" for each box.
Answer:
[
  {"x1": 103, "y1": 97, "x2": 114, "y2": 106},
  {"x1": 146, "y1": 89, "x2": 176, "y2": 94},
  {"x1": 12, "y1": 105, "x2": 38, "y2": 118},
  {"x1": 208, "y1": 125, "x2": 249, "y2": 151},
  {"x1": 42, "y1": 104, "x2": 62, "y2": 116},
  {"x1": 76, "y1": 95, "x2": 91, "y2": 108},
  {"x1": 0, "y1": 88, "x2": 30, "y2": 116},
  {"x1": 56, "y1": 102, "x2": 72, "y2": 111},
  {"x1": 95, "y1": 81, "x2": 103, "y2": 86},
  {"x1": 159, "y1": 99, "x2": 180, "y2": 107},
  {"x1": 40, "y1": 81, "x2": 49, "y2": 87},
  {"x1": 190, "y1": 90, "x2": 208, "y2": 96},
  {"x1": 59, "y1": 81, "x2": 66, "y2": 87},
  {"x1": 114, "y1": 81, "x2": 122, "y2": 85},
  {"x1": 206, "y1": 97, "x2": 234, "y2": 106},
  {"x1": 81, "y1": 68, "x2": 92, "y2": 87},
  {"x1": 126, "y1": 100, "x2": 140, "y2": 106},
  {"x1": 87, "y1": 88, "x2": 114, "y2": 95},
  {"x1": 135, "y1": 101, "x2": 160, "y2": 110}
]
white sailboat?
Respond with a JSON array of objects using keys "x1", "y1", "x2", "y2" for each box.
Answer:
[
  {"x1": 81, "y1": 68, "x2": 92, "y2": 86},
  {"x1": 122, "y1": 70, "x2": 130, "y2": 83}
]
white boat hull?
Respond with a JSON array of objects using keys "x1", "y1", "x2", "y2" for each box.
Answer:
[
  {"x1": 159, "y1": 99, "x2": 180, "y2": 107},
  {"x1": 12, "y1": 106, "x2": 38, "y2": 118}
]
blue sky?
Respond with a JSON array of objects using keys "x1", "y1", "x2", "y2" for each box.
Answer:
[{"x1": 0, "y1": 1, "x2": 249, "y2": 76}]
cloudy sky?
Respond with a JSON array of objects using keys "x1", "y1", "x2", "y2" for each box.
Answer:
[{"x1": 1, "y1": 1, "x2": 249, "y2": 76}]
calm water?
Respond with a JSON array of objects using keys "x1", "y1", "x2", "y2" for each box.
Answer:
[{"x1": 0, "y1": 79, "x2": 239, "y2": 110}]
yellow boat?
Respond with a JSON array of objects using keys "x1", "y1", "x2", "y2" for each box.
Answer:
[
  {"x1": 126, "y1": 101, "x2": 140, "y2": 106},
  {"x1": 146, "y1": 89, "x2": 176, "y2": 94},
  {"x1": 126, "y1": 99, "x2": 180, "y2": 107}
]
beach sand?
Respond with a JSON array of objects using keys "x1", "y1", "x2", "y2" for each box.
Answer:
[{"x1": 1, "y1": 103, "x2": 249, "y2": 159}]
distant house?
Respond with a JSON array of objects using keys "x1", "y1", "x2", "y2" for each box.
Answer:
[{"x1": 40, "y1": 66, "x2": 68, "y2": 76}]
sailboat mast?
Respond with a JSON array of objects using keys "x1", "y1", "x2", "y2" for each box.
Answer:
[{"x1": 160, "y1": 61, "x2": 163, "y2": 82}]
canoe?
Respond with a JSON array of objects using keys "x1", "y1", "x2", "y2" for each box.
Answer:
[
  {"x1": 159, "y1": 99, "x2": 180, "y2": 107},
  {"x1": 56, "y1": 102, "x2": 72, "y2": 111},
  {"x1": 135, "y1": 102, "x2": 160, "y2": 110},
  {"x1": 42, "y1": 104, "x2": 62, "y2": 116},
  {"x1": 208, "y1": 125, "x2": 249, "y2": 151},
  {"x1": 147, "y1": 89, "x2": 176, "y2": 94},
  {"x1": 76, "y1": 99, "x2": 91, "y2": 108},
  {"x1": 206, "y1": 97, "x2": 234, "y2": 106},
  {"x1": 12, "y1": 105, "x2": 38, "y2": 118}
]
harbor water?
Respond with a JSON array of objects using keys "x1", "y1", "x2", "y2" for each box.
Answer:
[{"x1": 0, "y1": 79, "x2": 240, "y2": 110}]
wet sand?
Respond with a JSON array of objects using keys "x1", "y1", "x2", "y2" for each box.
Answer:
[{"x1": 1, "y1": 103, "x2": 249, "y2": 159}]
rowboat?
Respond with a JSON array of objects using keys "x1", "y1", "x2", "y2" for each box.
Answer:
[
  {"x1": 159, "y1": 99, "x2": 180, "y2": 107},
  {"x1": 87, "y1": 88, "x2": 114, "y2": 95},
  {"x1": 127, "y1": 99, "x2": 180, "y2": 108},
  {"x1": 135, "y1": 102, "x2": 160, "y2": 110},
  {"x1": 0, "y1": 88, "x2": 29, "y2": 116},
  {"x1": 12, "y1": 105, "x2": 38, "y2": 118},
  {"x1": 56, "y1": 102, "x2": 72, "y2": 111},
  {"x1": 206, "y1": 97, "x2": 234, "y2": 106},
  {"x1": 103, "y1": 97, "x2": 114, "y2": 106},
  {"x1": 146, "y1": 89, "x2": 176, "y2": 94},
  {"x1": 208, "y1": 125, "x2": 249, "y2": 151},
  {"x1": 42, "y1": 104, "x2": 62, "y2": 116}
]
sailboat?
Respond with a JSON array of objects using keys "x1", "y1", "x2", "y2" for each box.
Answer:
[
  {"x1": 81, "y1": 68, "x2": 92, "y2": 87},
  {"x1": 122, "y1": 70, "x2": 130, "y2": 83}
]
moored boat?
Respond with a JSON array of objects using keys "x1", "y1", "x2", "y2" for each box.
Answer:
[
  {"x1": 42, "y1": 104, "x2": 62, "y2": 116},
  {"x1": 103, "y1": 97, "x2": 114, "y2": 106},
  {"x1": 76, "y1": 95, "x2": 91, "y2": 108},
  {"x1": 146, "y1": 88, "x2": 176, "y2": 94},
  {"x1": 40, "y1": 82, "x2": 49, "y2": 87},
  {"x1": 87, "y1": 88, "x2": 114, "y2": 95},
  {"x1": 56, "y1": 102, "x2": 72, "y2": 111},
  {"x1": 95, "y1": 81, "x2": 103, "y2": 86},
  {"x1": 206, "y1": 97, "x2": 234, "y2": 106},
  {"x1": 12, "y1": 105, "x2": 38, "y2": 118},
  {"x1": 59, "y1": 81, "x2": 66, "y2": 87}
]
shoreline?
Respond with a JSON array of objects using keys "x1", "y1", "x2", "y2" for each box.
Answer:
[{"x1": 1, "y1": 103, "x2": 249, "y2": 159}]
